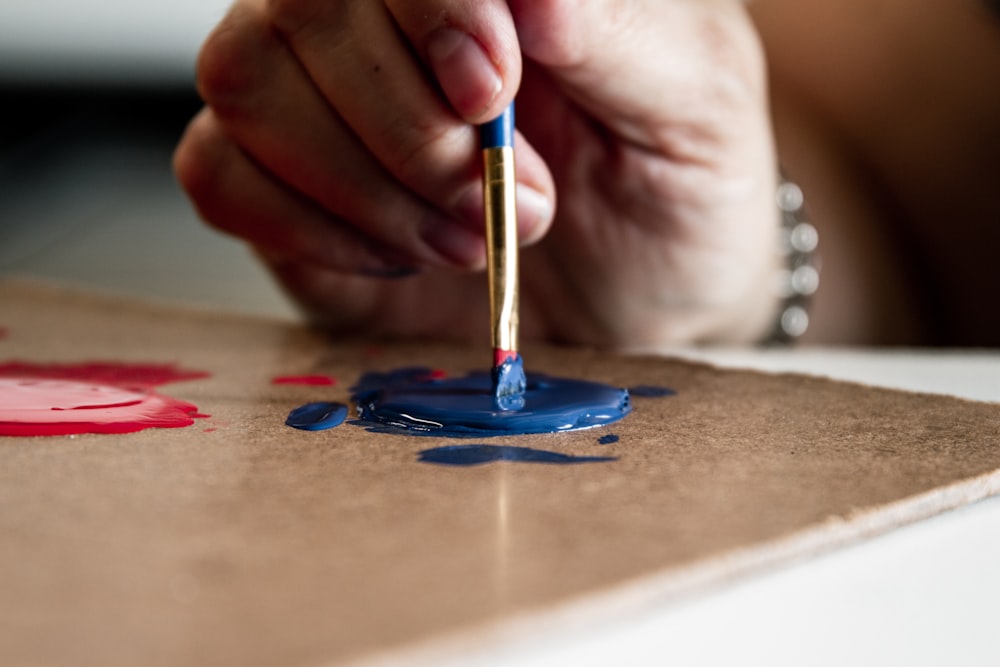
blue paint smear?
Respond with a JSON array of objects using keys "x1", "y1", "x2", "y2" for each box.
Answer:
[
  {"x1": 492, "y1": 355, "x2": 526, "y2": 411},
  {"x1": 419, "y1": 444, "x2": 617, "y2": 466},
  {"x1": 598, "y1": 434, "x2": 620, "y2": 445},
  {"x1": 628, "y1": 385, "x2": 677, "y2": 398},
  {"x1": 353, "y1": 367, "x2": 630, "y2": 437},
  {"x1": 286, "y1": 401, "x2": 349, "y2": 431}
]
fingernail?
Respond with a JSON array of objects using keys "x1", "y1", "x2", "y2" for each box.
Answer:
[
  {"x1": 420, "y1": 216, "x2": 486, "y2": 267},
  {"x1": 515, "y1": 183, "x2": 554, "y2": 240},
  {"x1": 426, "y1": 28, "x2": 502, "y2": 119}
]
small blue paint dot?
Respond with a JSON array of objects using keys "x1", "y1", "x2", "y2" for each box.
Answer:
[
  {"x1": 598, "y1": 434, "x2": 620, "y2": 445},
  {"x1": 286, "y1": 402, "x2": 349, "y2": 431}
]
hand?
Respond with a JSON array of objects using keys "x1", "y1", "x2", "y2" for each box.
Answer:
[{"x1": 175, "y1": 0, "x2": 781, "y2": 347}]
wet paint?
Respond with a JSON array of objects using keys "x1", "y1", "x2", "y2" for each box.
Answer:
[
  {"x1": 598, "y1": 434, "x2": 620, "y2": 445},
  {"x1": 353, "y1": 366, "x2": 630, "y2": 437},
  {"x1": 0, "y1": 362, "x2": 209, "y2": 387},
  {"x1": 418, "y1": 444, "x2": 617, "y2": 466},
  {"x1": 0, "y1": 362, "x2": 209, "y2": 437},
  {"x1": 286, "y1": 401, "x2": 349, "y2": 431},
  {"x1": 272, "y1": 375, "x2": 336, "y2": 386}
]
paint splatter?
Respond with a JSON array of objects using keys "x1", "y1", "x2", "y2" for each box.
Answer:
[
  {"x1": 286, "y1": 402, "x2": 349, "y2": 431},
  {"x1": 628, "y1": 385, "x2": 676, "y2": 398},
  {"x1": 354, "y1": 366, "x2": 630, "y2": 437},
  {"x1": 272, "y1": 375, "x2": 336, "y2": 386},
  {"x1": 283, "y1": 369, "x2": 676, "y2": 438},
  {"x1": 418, "y1": 444, "x2": 618, "y2": 466},
  {"x1": 0, "y1": 362, "x2": 209, "y2": 437}
]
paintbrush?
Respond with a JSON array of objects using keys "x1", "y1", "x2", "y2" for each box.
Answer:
[{"x1": 480, "y1": 103, "x2": 526, "y2": 411}]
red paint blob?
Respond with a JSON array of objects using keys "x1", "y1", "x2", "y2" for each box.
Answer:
[
  {"x1": 0, "y1": 362, "x2": 210, "y2": 437},
  {"x1": 271, "y1": 375, "x2": 336, "y2": 387},
  {"x1": 0, "y1": 328, "x2": 8, "y2": 340}
]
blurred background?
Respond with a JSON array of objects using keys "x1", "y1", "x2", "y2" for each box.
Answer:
[{"x1": 0, "y1": 0, "x2": 297, "y2": 317}]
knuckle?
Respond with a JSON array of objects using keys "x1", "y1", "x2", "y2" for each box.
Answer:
[
  {"x1": 173, "y1": 115, "x2": 232, "y2": 230},
  {"x1": 391, "y1": 119, "x2": 468, "y2": 193},
  {"x1": 196, "y1": 7, "x2": 266, "y2": 110},
  {"x1": 265, "y1": 0, "x2": 326, "y2": 40}
]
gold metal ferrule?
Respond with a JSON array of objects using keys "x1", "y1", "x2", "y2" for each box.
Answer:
[{"x1": 483, "y1": 146, "x2": 519, "y2": 355}]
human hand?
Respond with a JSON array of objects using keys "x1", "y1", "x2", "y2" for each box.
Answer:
[{"x1": 175, "y1": 0, "x2": 781, "y2": 347}]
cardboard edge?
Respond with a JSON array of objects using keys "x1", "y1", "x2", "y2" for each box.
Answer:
[{"x1": 343, "y1": 468, "x2": 1000, "y2": 667}]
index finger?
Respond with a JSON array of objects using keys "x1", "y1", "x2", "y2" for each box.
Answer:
[{"x1": 265, "y1": 0, "x2": 524, "y2": 213}]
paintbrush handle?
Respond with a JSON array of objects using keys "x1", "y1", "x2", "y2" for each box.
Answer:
[{"x1": 481, "y1": 104, "x2": 519, "y2": 362}]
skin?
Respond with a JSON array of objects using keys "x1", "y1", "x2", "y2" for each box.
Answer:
[
  {"x1": 175, "y1": 0, "x2": 1000, "y2": 348},
  {"x1": 751, "y1": 0, "x2": 1000, "y2": 345}
]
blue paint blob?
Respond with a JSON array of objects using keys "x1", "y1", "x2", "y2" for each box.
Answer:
[
  {"x1": 353, "y1": 367, "x2": 630, "y2": 437},
  {"x1": 598, "y1": 434, "x2": 620, "y2": 445},
  {"x1": 285, "y1": 401, "x2": 349, "y2": 431},
  {"x1": 419, "y1": 444, "x2": 617, "y2": 466},
  {"x1": 628, "y1": 385, "x2": 677, "y2": 398},
  {"x1": 492, "y1": 355, "x2": 526, "y2": 411}
]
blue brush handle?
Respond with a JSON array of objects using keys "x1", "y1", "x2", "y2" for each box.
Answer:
[{"x1": 479, "y1": 103, "x2": 515, "y2": 148}]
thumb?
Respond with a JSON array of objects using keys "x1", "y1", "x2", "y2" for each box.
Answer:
[{"x1": 509, "y1": 0, "x2": 767, "y2": 151}]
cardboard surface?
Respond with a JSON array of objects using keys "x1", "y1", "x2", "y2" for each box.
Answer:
[{"x1": 1, "y1": 281, "x2": 999, "y2": 667}]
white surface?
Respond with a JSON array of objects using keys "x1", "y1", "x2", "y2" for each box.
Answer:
[
  {"x1": 0, "y1": 0, "x2": 230, "y2": 83},
  {"x1": 669, "y1": 346, "x2": 1000, "y2": 403}
]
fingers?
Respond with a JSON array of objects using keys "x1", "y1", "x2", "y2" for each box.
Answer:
[
  {"x1": 261, "y1": 255, "x2": 491, "y2": 340},
  {"x1": 190, "y1": 0, "x2": 554, "y2": 271},
  {"x1": 196, "y1": 0, "x2": 491, "y2": 268},
  {"x1": 383, "y1": 0, "x2": 521, "y2": 121},
  {"x1": 509, "y1": 0, "x2": 768, "y2": 158},
  {"x1": 174, "y1": 109, "x2": 418, "y2": 276},
  {"x1": 264, "y1": 0, "x2": 549, "y2": 219}
]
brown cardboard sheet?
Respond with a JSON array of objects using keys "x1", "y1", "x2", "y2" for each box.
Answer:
[{"x1": 1, "y1": 281, "x2": 999, "y2": 667}]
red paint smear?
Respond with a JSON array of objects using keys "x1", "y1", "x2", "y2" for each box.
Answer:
[
  {"x1": 0, "y1": 361, "x2": 209, "y2": 389},
  {"x1": 414, "y1": 368, "x2": 447, "y2": 382},
  {"x1": 0, "y1": 361, "x2": 210, "y2": 437},
  {"x1": 271, "y1": 374, "x2": 336, "y2": 387},
  {"x1": 0, "y1": 328, "x2": 8, "y2": 340}
]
